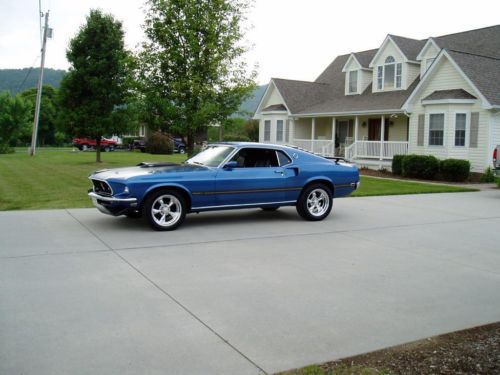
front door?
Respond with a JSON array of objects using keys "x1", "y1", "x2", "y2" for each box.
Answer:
[
  {"x1": 215, "y1": 148, "x2": 285, "y2": 206},
  {"x1": 368, "y1": 118, "x2": 389, "y2": 141}
]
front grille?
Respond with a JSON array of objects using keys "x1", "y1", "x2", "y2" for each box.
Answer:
[{"x1": 92, "y1": 179, "x2": 112, "y2": 196}]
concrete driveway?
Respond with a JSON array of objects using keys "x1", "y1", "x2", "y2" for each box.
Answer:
[{"x1": 1, "y1": 190, "x2": 500, "y2": 374}]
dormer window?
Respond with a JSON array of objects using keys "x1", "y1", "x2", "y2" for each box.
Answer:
[
  {"x1": 377, "y1": 56, "x2": 402, "y2": 90},
  {"x1": 348, "y1": 70, "x2": 358, "y2": 93}
]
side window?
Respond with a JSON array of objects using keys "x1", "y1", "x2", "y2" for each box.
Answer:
[
  {"x1": 276, "y1": 150, "x2": 292, "y2": 166},
  {"x1": 230, "y1": 148, "x2": 279, "y2": 168}
]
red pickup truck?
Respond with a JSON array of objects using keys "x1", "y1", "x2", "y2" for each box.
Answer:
[{"x1": 73, "y1": 137, "x2": 118, "y2": 152}]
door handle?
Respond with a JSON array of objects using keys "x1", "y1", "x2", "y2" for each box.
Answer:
[{"x1": 274, "y1": 170, "x2": 284, "y2": 174}]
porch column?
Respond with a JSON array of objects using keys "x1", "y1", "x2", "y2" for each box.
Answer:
[
  {"x1": 331, "y1": 117, "x2": 336, "y2": 157},
  {"x1": 354, "y1": 116, "x2": 359, "y2": 142},
  {"x1": 380, "y1": 115, "x2": 385, "y2": 160},
  {"x1": 311, "y1": 118, "x2": 316, "y2": 152}
]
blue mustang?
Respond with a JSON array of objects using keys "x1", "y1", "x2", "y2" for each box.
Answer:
[{"x1": 88, "y1": 143, "x2": 360, "y2": 230}]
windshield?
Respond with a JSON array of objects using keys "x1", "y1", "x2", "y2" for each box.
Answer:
[{"x1": 186, "y1": 145, "x2": 235, "y2": 167}]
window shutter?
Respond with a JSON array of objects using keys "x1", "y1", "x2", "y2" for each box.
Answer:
[
  {"x1": 469, "y1": 112, "x2": 479, "y2": 148},
  {"x1": 417, "y1": 114, "x2": 425, "y2": 146}
]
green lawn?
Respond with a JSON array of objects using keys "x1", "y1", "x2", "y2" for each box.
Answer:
[
  {"x1": 0, "y1": 151, "x2": 476, "y2": 211},
  {"x1": 0, "y1": 151, "x2": 187, "y2": 210},
  {"x1": 352, "y1": 176, "x2": 476, "y2": 197}
]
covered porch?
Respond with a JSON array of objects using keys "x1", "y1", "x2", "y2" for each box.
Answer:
[{"x1": 290, "y1": 113, "x2": 409, "y2": 160}]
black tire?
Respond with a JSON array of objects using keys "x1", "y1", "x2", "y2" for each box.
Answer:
[
  {"x1": 124, "y1": 210, "x2": 142, "y2": 218},
  {"x1": 104, "y1": 146, "x2": 110, "y2": 152},
  {"x1": 261, "y1": 207, "x2": 279, "y2": 212},
  {"x1": 296, "y1": 184, "x2": 333, "y2": 221},
  {"x1": 178, "y1": 147, "x2": 186, "y2": 154},
  {"x1": 144, "y1": 189, "x2": 186, "y2": 231},
  {"x1": 82, "y1": 144, "x2": 89, "y2": 151}
]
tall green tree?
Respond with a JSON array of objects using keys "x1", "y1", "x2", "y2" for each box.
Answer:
[
  {"x1": 58, "y1": 9, "x2": 133, "y2": 162},
  {"x1": 0, "y1": 91, "x2": 31, "y2": 153},
  {"x1": 20, "y1": 85, "x2": 60, "y2": 145},
  {"x1": 139, "y1": 0, "x2": 256, "y2": 153}
]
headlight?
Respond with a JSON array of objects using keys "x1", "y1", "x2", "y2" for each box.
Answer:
[{"x1": 124, "y1": 186, "x2": 129, "y2": 194}]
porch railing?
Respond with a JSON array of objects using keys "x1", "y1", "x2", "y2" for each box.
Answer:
[
  {"x1": 345, "y1": 141, "x2": 409, "y2": 160},
  {"x1": 293, "y1": 139, "x2": 335, "y2": 156}
]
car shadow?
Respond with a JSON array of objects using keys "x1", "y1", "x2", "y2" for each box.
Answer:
[{"x1": 95, "y1": 208, "x2": 302, "y2": 232}]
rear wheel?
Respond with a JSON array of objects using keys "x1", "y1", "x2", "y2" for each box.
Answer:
[
  {"x1": 144, "y1": 190, "x2": 186, "y2": 231},
  {"x1": 296, "y1": 184, "x2": 332, "y2": 221},
  {"x1": 178, "y1": 147, "x2": 186, "y2": 154},
  {"x1": 82, "y1": 144, "x2": 89, "y2": 151},
  {"x1": 104, "y1": 146, "x2": 110, "y2": 152}
]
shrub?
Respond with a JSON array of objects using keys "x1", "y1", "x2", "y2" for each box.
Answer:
[
  {"x1": 392, "y1": 154, "x2": 405, "y2": 175},
  {"x1": 0, "y1": 144, "x2": 15, "y2": 154},
  {"x1": 145, "y1": 132, "x2": 174, "y2": 154},
  {"x1": 402, "y1": 154, "x2": 440, "y2": 180},
  {"x1": 480, "y1": 167, "x2": 496, "y2": 183},
  {"x1": 440, "y1": 159, "x2": 470, "y2": 182}
]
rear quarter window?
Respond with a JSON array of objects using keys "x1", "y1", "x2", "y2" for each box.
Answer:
[{"x1": 277, "y1": 150, "x2": 292, "y2": 166}]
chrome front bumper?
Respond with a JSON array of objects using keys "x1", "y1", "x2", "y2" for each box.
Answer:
[
  {"x1": 88, "y1": 192, "x2": 137, "y2": 216},
  {"x1": 88, "y1": 192, "x2": 137, "y2": 203}
]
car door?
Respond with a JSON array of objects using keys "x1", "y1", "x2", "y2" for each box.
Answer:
[{"x1": 215, "y1": 147, "x2": 286, "y2": 207}]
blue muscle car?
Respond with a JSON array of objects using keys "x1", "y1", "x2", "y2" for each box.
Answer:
[{"x1": 88, "y1": 143, "x2": 360, "y2": 230}]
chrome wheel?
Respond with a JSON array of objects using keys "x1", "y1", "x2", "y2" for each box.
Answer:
[
  {"x1": 296, "y1": 184, "x2": 333, "y2": 221},
  {"x1": 151, "y1": 194, "x2": 182, "y2": 228},
  {"x1": 306, "y1": 188, "x2": 330, "y2": 217}
]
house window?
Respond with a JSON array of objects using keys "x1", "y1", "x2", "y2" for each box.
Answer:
[
  {"x1": 285, "y1": 120, "x2": 290, "y2": 142},
  {"x1": 380, "y1": 56, "x2": 402, "y2": 90},
  {"x1": 377, "y1": 66, "x2": 383, "y2": 90},
  {"x1": 349, "y1": 70, "x2": 358, "y2": 93},
  {"x1": 455, "y1": 113, "x2": 466, "y2": 146},
  {"x1": 395, "y1": 63, "x2": 402, "y2": 88},
  {"x1": 276, "y1": 120, "x2": 284, "y2": 142},
  {"x1": 264, "y1": 120, "x2": 271, "y2": 141},
  {"x1": 429, "y1": 114, "x2": 444, "y2": 146}
]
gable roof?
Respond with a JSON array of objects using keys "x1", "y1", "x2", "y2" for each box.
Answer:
[
  {"x1": 422, "y1": 89, "x2": 477, "y2": 101},
  {"x1": 447, "y1": 50, "x2": 500, "y2": 106},
  {"x1": 433, "y1": 25, "x2": 500, "y2": 59},
  {"x1": 257, "y1": 25, "x2": 500, "y2": 116},
  {"x1": 389, "y1": 35, "x2": 426, "y2": 61}
]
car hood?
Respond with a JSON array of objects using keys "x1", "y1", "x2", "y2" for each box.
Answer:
[{"x1": 90, "y1": 163, "x2": 208, "y2": 181}]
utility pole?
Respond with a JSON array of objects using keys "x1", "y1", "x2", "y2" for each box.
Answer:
[{"x1": 30, "y1": 11, "x2": 50, "y2": 156}]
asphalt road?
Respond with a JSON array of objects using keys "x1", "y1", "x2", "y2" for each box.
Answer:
[{"x1": 1, "y1": 190, "x2": 500, "y2": 374}]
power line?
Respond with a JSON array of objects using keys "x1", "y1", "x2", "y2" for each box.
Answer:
[{"x1": 16, "y1": 55, "x2": 40, "y2": 93}]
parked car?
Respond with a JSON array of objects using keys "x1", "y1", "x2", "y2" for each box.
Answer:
[
  {"x1": 494, "y1": 145, "x2": 500, "y2": 176},
  {"x1": 73, "y1": 137, "x2": 117, "y2": 152},
  {"x1": 88, "y1": 142, "x2": 360, "y2": 231},
  {"x1": 174, "y1": 138, "x2": 186, "y2": 154},
  {"x1": 130, "y1": 137, "x2": 186, "y2": 153}
]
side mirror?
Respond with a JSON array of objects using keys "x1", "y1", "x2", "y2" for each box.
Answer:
[{"x1": 224, "y1": 161, "x2": 238, "y2": 169}]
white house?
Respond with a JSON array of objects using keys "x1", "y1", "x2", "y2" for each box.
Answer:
[{"x1": 254, "y1": 25, "x2": 500, "y2": 172}]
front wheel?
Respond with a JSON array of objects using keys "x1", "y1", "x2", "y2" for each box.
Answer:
[
  {"x1": 178, "y1": 147, "x2": 186, "y2": 154},
  {"x1": 144, "y1": 190, "x2": 186, "y2": 231},
  {"x1": 296, "y1": 184, "x2": 332, "y2": 221}
]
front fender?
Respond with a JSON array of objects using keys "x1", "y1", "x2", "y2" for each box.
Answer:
[{"x1": 140, "y1": 183, "x2": 193, "y2": 205}]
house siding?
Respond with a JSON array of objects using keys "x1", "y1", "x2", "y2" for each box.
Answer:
[
  {"x1": 406, "y1": 63, "x2": 420, "y2": 89},
  {"x1": 408, "y1": 58, "x2": 491, "y2": 171},
  {"x1": 419, "y1": 43, "x2": 440, "y2": 77}
]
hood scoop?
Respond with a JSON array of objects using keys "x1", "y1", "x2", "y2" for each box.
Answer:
[{"x1": 137, "y1": 162, "x2": 180, "y2": 168}]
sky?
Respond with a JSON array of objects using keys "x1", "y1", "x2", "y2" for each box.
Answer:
[{"x1": 1, "y1": 0, "x2": 499, "y2": 85}]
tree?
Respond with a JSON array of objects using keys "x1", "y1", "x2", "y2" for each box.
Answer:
[
  {"x1": 58, "y1": 10, "x2": 133, "y2": 162},
  {"x1": 0, "y1": 91, "x2": 31, "y2": 153},
  {"x1": 20, "y1": 85, "x2": 60, "y2": 145},
  {"x1": 139, "y1": 0, "x2": 256, "y2": 153}
]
